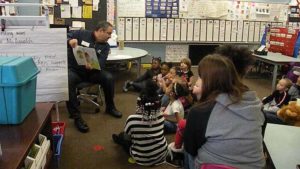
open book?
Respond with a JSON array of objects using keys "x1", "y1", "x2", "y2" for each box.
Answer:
[{"x1": 73, "y1": 46, "x2": 101, "y2": 70}]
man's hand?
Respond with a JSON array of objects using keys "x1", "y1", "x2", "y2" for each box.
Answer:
[
  {"x1": 85, "y1": 63, "x2": 92, "y2": 70},
  {"x1": 69, "y1": 39, "x2": 78, "y2": 48}
]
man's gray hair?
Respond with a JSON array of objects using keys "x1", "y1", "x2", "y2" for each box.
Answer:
[{"x1": 94, "y1": 21, "x2": 113, "y2": 31}]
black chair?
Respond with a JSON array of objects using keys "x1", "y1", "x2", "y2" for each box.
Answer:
[{"x1": 76, "y1": 82, "x2": 104, "y2": 113}]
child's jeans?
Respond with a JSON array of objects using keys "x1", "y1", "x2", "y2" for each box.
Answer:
[
  {"x1": 114, "y1": 132, "x2": 132, "y2": 154},
  {"x1": 164, "y1": 121, "x2": 177, "y2": 134},
  {"x1": 265, "y1": 112, "x2": 287, "y2": 125},
  {"x1": 175, "y1": 119, "x2": 186, "y2": 149},
  {"x1": 184, "y1": 151, "x2": 195, "y2": 169},
  {"x1": 263, "y1": 102, "x2": 279, "y2": 114}
]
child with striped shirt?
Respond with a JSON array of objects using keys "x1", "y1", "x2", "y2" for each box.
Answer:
[{"x1": 112, "y1": 80, "x2": 168, "y2": 166}]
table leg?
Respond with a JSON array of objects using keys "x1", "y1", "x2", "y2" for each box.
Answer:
[
  {"x1": 272, "y1": 64, "x2": 278, "y2": 91},
  {"x1": 137, "y1": 58, "x2": 141, "y2": 78},
  {"x1": 55, "y1": 101, "x2": 60, "y2": 121}
]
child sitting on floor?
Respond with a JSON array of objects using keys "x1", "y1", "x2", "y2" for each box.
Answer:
[
  {"x1": 123, "y1": 57, "x2": 161, "y2": 92},
  {"x1": 156, "y1": 62, "x2": 172, "y2": 88},
  {"x1": 112, "y1": 80, "x2": 168, "y2": 166},
  {"x1": 165, "y1": 78, "x2": 203, "y2": 168},
  {"x1": 159, "y1": 66, "x2": 181, "y2": 107},
  {"x1": 262, "y1": 78, "x2": 292, "y2": 113},
  {"x1": 178, "y1": 58, "x2": 194, "y2": 89},
  {"x1": 162, "y1": 82, "x2": 187, "y2": 134},
  {"x1": 262, "y1": 78, "x2": 292, "y2": 125}
]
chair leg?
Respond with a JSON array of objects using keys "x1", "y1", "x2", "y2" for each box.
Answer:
[
  {"x1": 98, "y1": 85, "x2": 104, "y2": 106},
  {"x1": 76, "y1": 84, "x2": 104, "y2": 113},
  {"x1": 77, "y1": 94, "x2": 100, "y2": 113}
]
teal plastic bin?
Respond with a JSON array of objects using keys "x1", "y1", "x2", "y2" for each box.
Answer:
[{"x1": 0, "y1": 57, "x2": 39, "y2": 124}]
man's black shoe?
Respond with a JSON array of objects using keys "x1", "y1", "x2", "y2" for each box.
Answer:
[
  {"x1": 74, "y1": 117, "x2": 89, "y2": 133},
  {"x1": 106, "y1": 108, "x2": 122, "y2": 118}
]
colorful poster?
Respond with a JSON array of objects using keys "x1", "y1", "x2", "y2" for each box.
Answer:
[{"x1": 146, "y1": 0, "x2": 179, "y2": 18}]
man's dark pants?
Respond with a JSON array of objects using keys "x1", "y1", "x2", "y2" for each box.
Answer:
[{"x1": 66, "y1": 68, "x2": 115, "y2": 118}]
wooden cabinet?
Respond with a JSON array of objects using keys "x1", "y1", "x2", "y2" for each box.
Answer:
[{"x1": 0, "y1": 103, "x2": 54, "y2": 169}]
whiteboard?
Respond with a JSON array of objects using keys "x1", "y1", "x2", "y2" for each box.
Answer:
[{"x1": 0, "y1": 28, "x2": 68, "y2": 102}]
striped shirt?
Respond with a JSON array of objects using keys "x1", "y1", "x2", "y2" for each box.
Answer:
[{"x1": 124, "y1": 113, "x2": 168, "y2": 166}]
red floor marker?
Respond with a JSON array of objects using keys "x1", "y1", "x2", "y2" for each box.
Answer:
[{"x1": 93, "y1": 145, "x2": 104, "y2": 151}]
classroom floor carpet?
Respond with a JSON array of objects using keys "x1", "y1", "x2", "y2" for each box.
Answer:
[{"x1": 52, "y1": 67, "x2": 272, "y2": 169}]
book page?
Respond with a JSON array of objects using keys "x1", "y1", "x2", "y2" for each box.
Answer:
[
  {"x1": 73, "y1": 46, "x2": 86, "y2": 65},
  {"x1": 73, "y1": 46, "x2": 100, "y2": 70},
  {"x1": 84, "y1": 47, "x2": 100, "y2": 70}
]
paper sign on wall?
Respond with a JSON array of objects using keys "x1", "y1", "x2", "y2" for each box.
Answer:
[{"x1": 165, "y1": 45, "x2": 189, "y2": 62}]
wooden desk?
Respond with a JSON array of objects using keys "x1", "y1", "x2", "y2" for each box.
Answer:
[
  {"x1": 253, "y1": 52, "x2": 300, "y2": 90},
  {"x1": 108, "y1": 47, "x2": 148, "y2": 77},
  {"x1": 0, "y1": 103, "x2": 54, "y2": 169},
  {"x1": 264, "y1": 123, "x2": 300, "y2": 169}
]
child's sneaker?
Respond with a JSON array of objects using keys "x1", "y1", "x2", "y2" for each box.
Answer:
[
  {"x1": 112, "y1": 134, "x2": 121, "y2": 144},
  {"x1": 165, "y1": 142, "x2": 184, "y2": 168},
  {"x1": 123, "y1": 80, "x2": 131, "y2": 92},
  {"x1": 165, "y1": 154, "x2": 183, "y2": 168},
  {"x1": 128, "y1": 157, "x2": 136, "y2": 164}
]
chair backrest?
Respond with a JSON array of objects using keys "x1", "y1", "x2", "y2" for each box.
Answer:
[{"x1": 200, "y1": 163, "x2": 237, "y2": 169}]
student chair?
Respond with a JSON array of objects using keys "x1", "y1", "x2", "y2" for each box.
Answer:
[
  {"x1": 200, "y1": 163, "x2": 237, "y2": 169},
  {"x1": 76, "y1": 82, "x2": 104, "y2": 113}
]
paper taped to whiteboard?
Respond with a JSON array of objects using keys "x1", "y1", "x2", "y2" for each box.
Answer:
[{"x1": 0, "y1": 28, "x2": 68, "y2": 102}]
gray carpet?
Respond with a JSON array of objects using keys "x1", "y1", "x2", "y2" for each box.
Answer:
[{"x1": 53, "y1": 67, "x2": 272, "y2": 169}]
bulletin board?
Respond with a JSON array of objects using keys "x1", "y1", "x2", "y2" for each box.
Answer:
[
  {"x1": 52, "y1": 0, "x2": 107, "y2": 30},
  {"x1": 117, "y1": 17, "x2": 284, "y2": 43},
  {"x1": 116, "y1": 0, "x2": 288, "y2": 43}
]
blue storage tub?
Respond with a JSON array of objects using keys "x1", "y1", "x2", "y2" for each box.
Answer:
[{"x1": 0, "y1": 56, "x2": 39, "y2": 124}]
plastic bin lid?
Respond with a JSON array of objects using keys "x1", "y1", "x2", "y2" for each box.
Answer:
[{"x1": 0, "y1": 56, "x2": 39, "y2": 86}]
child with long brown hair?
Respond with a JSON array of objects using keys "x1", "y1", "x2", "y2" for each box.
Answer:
[{"x1": 184, "y1": 54, "x2": 265, "y2": 169}]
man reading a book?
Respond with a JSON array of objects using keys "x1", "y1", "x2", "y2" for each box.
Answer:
[{"x1": 67, "y1": 21, "x2": 122, "y2": 133}]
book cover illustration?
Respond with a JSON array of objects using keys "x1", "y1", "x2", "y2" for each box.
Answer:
[{"x1": 73, "y1": 46, "x2": 101, "y2": 70}]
